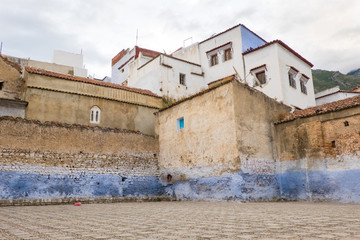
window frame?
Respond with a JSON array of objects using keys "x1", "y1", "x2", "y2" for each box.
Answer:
[
  {"x1": 210, "y1": 54, "x2": 218, "y2": 66},
  {"x1": 288, "y1": 67, "x2": 299, "y2": 89},
  {"x1": 177, "y1": 117, "x2": 184, "y2": 130},
  {"x1": 255, "y1": 71, "x2": 266, "y2": 85},
  {"x1": 179, "y1": 73, "x2": 186, "y2": 86},
  {"x1": 90, "y1": 106, "x2": 101, "y2": 124},
  {"x1": 250, "y1": 64, "x2": 267, "y2": 87},
  {"x1": 223, "y1": 48, "x2": 232, "y2": 62},
  {"x1": 300, "y1": 74, "x2": 309, "y2": 95}
]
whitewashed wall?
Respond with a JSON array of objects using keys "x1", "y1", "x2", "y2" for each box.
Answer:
[
  {"x1": 316, "y1": 92, "x2": 360, "y2": 105},
  {"x1": 244, "y1": 43, "x2": 316, "y2": 109},
  {"x1": 111, "y1": 49, "x2": 135, "y2": 85},
  {"x1": 277, "y1": 44, "x2": 315, "y2": 109},
  {"x1": 128, "y1": 55, "x2": 206, "y2": 99},
  {"x1": 198, "y1": 27, "x2": 243, "y2": 84},
  {"x1": 172, "y1": 43, "x2": 201, "y2": 65}
]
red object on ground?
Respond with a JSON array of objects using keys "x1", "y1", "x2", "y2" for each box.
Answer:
[{"x1": 74, "y1": 202, "x2": 82, "y2": 206}]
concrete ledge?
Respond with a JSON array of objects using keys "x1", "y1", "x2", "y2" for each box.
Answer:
[{"x1": 0, "y1": 196, "x2": 174, "y2": 207}]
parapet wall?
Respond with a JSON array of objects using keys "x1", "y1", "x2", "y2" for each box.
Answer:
[{"x1": 0, "y1": 117, "x2": 163, "y2": 203}]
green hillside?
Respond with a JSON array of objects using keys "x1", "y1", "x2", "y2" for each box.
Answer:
[{"x1": 312, "y1": 69, "x2": 360, "y2": 93}]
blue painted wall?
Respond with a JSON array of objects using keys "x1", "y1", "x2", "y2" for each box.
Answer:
[
  {"x1": 241, "y1": 26, "x2": 266, "y2": 53},
  {"x1": 279, "y1": 169, "x2": 360, "y2": 203},
  {"x1": 0, "y1": 171, "x2": 164, "y2": 199},
  {"x1": 2, "y1": 168, "x2": 359, "y2": 203},
  {"x1": 165, "y1": 171, "x2": 279, "y2": 201}
]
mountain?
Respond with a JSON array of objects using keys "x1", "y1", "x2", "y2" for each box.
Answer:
[
  {"x1": 347, "y1": 68, "x2": 360, "y2": 77},
  {"x1": 312, "y1": 69, "x2": 360, "y2": 93}
]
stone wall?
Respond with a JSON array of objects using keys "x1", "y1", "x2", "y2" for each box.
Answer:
[
  {"x1": 0, "y1": 117, "x2": 163, "y2": 202},
  {"x1": 0, "y1": 56, "x2": 24, "y2": 100},
  {"x1": 24, "y1": 70, "x2": 162, "y2": 135},
  {"x1": 275, "y1": 107, "x2": 360, "y2": 202}
]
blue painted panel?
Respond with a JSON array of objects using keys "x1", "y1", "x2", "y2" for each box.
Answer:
[
  {"x1": 278, "y1": 171, "x2": 308, "y2": 200},
  {"x1": 0, "y1": 171, "x2": 164, "y2": 200},
  {"x1": 279, "y1": 169, "x2": 360, "y2": 203},
  {"x1": 241, "y1": 26, "x2": 266, "y2": 53},
  {"x1": 165, "y1": 171, "x2": 279, "y2": 201}
]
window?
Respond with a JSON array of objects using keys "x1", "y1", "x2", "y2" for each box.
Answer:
[
  {"x1": 288, "y1": 72, "x2": 296, "y2": 88},
  {"x1": 0, "y1": 82, "x2": 3, "y2": 90},
  {"x1": 179, "y1": 73, "x2": 186, "y2": 86},
  {"x1": 300, "y1": 80, "x2": 307, "y2": 94},
  {"x1": 224, "y1": 48, "x2": 232, "y2": 61},
  {"x1": 288, "y1": 67, "x2": 298, "y2": 89},
  {"x1": 121, "y1": 68, "x2": 124, "y2": 73},
  {"x1": 255, "y1": 71, "x2": 266, "y2": 85},
  {"x1": 177, "y1": 117, "x2": 184, "y2": 130},
  {"x1": 250, "y1": 64, "x2": 267, "y2": 87},
  {"x1": 300, "y1": 74, "x2": 309, "y2": 95},
  {"x1": 210, "y1": 54, "x2": 218, "y2": 66},
  {"x1": 90, "y1": 106, "x2": 101, "y2": 124}
]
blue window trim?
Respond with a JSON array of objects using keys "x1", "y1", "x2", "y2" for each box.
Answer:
[{"x1": 177, "y1": 117, "x2": 184, "y2": 130}]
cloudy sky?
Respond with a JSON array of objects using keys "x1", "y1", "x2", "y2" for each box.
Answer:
[{"x1": 1, "y1": 0, "x2": 359, "y2": 78}]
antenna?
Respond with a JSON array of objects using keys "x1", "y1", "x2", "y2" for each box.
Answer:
[{"x1": 136, "y1": 29, "x2": 138, "y2": 46}]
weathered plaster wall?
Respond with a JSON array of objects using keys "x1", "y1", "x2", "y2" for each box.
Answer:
[
  {"x1": 275, "y1": 107, "x2": 360, "y2": 202},
  {"x1": 0, "y1": 117, "x2": 163, "y2": 201},
  {"x1": 232, "y1": 80, "x2": 290, "y2": 167},
  {"x1": 0, "y1": 57, "x2": 24, "y2": 100},
  {"x1": 158, "y1": 80, "x2": 290, "y2": 201},
  {"x1": 24, "y1": 72, "x2": 160, "y2": 135},
  {"x1": 157, "y1": 82, "x2": 239, "y2": 181}
]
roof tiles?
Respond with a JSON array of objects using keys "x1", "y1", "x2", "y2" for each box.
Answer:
[
  {"x1": 25, "y1": 66, "x2": 160, "y2": 98},
  {"x1": 276, "y1": 95, "x2": 360, "y2": 124}
]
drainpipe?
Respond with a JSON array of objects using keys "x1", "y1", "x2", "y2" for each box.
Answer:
[{"x1": 242, "y1": 54, "x2": 246, "y2": 84}]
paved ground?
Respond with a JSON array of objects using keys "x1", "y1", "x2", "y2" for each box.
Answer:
[{"x1": 0, "y1": 201, "x2": 360, "y2": 240}]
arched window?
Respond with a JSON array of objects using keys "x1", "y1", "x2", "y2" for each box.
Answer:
[{"x1": 90, "y1": 106, "x2": 101, "y2": 124}]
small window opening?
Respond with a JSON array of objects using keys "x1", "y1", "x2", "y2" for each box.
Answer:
[
  {"x1": 288, "y1": 72, "x2": 296, "y2": 88},
  {"x1": 121, "y1": 68, "x2": 124, "y2": 73},
  {"x1": 300, "y1": 80, "x2": 307, "y2": 94},
  {"x1": 344, "y1": 121, "x2": 349, "y2": 127},
  {"x1": 0, "y1": 82, "x2": 3, "y2": 90},
  {"x1": 90, "y1": 106, "x2": 101, "y2": 124},
  {"x1": 179, "y1": 73, "x2": 186, "y2": 86},
  {"x1": 255, "y1": 71, "x2": 266, "y2": 86},
  {"x1": 177, "y1": 117, "x2": 184, "y2": 130},
  {"x1": 210, "y1": 54, "x2": 218, "y2": 66},
  {"x1": 331, "y1": 140, "x2": 336, "y2": 148},
  {"x1": 224, "y1": 48, "x2": 232, "y2": 61}
]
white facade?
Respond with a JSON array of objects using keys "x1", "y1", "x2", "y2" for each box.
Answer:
[
  {"x1": 110, "y1": 24, "x2": 316, "y2": 108},
  {"x1": 129, "y1": 54, "x2": 206, "y2": 99},
  {"x1": 315, "y1": 86, "x2": 360, "y2": 105},
  {"x1": 111, "y1": 48, "x2": 133, "y2": 85},
  {"x1": 52, "y1": 50, "x2": 88, "y2": 77},
  {"x1": 243, "y1": 41, "x2": 316, "y2": 109},
  {"x1": 111, "y1": 46, "x2": 160, "y2": 86}
]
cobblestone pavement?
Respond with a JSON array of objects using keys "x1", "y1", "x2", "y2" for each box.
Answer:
[{"x1": 1, "y1": 201, "x2": 360, "y2": 239}]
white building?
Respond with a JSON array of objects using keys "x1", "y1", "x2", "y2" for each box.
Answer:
[
  {"x1": 4, "y1": 50, "x2": 88, "y2": 78},
  {"x1": 315, "y1": 86, "x2": 360, "y2": 105},
  {"x1": 111, "y1": 46, "x2": 161, "y2": 85},
  {"x1": 111, "y1": 24, "x2": 316, "y2": 108},
  {"x1": 52, "y1": 50, "x2": 88, "y2": 77}
]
